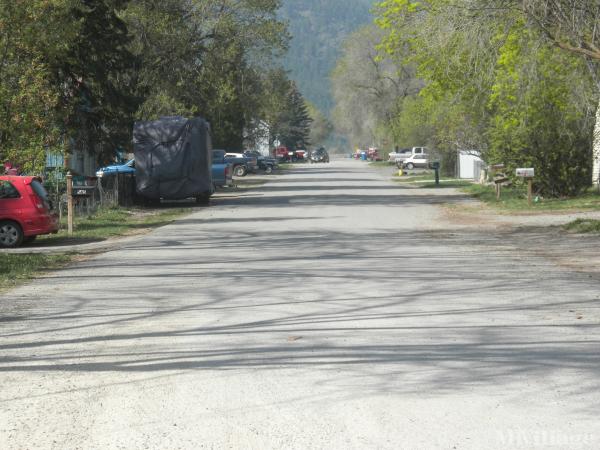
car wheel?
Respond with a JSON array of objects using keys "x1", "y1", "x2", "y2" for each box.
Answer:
[
  {"x1": 234, "y1": 165, "x2": 247, "y2": 177},
  {"x1": 23, "y1": 235, "x2": 37, "y2": 244},
  {"x1": 0, "y1": 220, "x2": 24, "y2": 248},
  {"x1": 264, "y1": 165, "x2": 273, "y2": 174},
  {"x1": 406, "y1": 163, "x2": 414, "y2": 170}
]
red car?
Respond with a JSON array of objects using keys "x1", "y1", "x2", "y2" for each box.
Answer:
[{"x1": 0, "y1": 176, "x2": 59, "y2": 247}]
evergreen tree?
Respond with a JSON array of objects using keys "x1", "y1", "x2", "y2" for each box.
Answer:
[
  {"x1": 283, "y1": 83, "x2": 312, "y2": 149},
  {"x1": 268, "y1": 81, "x2": 313, "y2": 149},
  {"x1": 56, "y1": 0, "x2": 139, "y2": 162}
]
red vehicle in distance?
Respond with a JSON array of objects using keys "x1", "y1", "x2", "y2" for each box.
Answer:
[
  {"x1": 0, "y1": 176, "x2": 59, "y2": 247},
  {"x1": 273, "y1": 146, "x2": 306, "y2": 162},
  {"x1": 367, "y1": 148, "x2": 382, "y2": 161}
]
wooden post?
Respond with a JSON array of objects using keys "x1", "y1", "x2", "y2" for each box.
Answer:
[
  {"x1": 66, "y1": 172, "x2": 74, "y2": 235},
  {"x1": 496, "y1": 183, "x2": 501, "y2": 201},
  {"x1": 114, "y1": 173, "x2": 119, "y2": 207},
  {"x1": 528, "y1": 178, "x2": 533, "y2": 207}
]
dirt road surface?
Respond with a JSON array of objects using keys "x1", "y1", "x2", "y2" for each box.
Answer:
[{"x1": 2, "y1": 160, "x2": 599, "y2": 449}]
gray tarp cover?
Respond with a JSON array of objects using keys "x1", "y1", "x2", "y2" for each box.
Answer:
[{"x1": 134, "y1": 116, "x2": 212, "y2": 200}]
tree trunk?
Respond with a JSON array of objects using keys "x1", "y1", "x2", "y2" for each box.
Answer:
[{"x1": 593, "y1": 98, "x2": 600, "y2": 186}]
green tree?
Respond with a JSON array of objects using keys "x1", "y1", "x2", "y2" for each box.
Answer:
[
  {"x1": 488, "y1": 26, "x2": 595, "y2": 196},
  {"x1": 123, "y1": 0, "x2": 287, "y2": 150},
  {"x1": 278, "y1": 82, "x2": 312, "y2": 149},
  {"x1": 375, "y1": 0, "x2": 598, "y2": 195},
  {"x1": 331, "y1": 25, "x2": 417, "y2": 151},
  {"x1": 0, "y1": 0, "x2": 78, "y2": 173},
  {"x1": 306, "y1": 102, "x2": 333, "y2": 146},
  {"x1": 57, "y1": 0, "x2": 139, "y2": 162}
]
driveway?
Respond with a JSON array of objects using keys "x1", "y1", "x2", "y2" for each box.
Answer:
[{"x1": 1, "y1": 160, "x2": 599, "y2": 449}]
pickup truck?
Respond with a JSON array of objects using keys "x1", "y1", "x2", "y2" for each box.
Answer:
[
  {"x1": 390, "y1": 147, "x2": 428, "y2": 166},
  {"x1": 273, "y1": 146, "x2": 305, "y2": 162},
  {"x1": 96, "y1": 154, "x2": 232, "y2": 189},
  {"x1": 222, "y1": 151, "x2": 259, "y2": 177},
  {"x1": 96, "y1": 159, "x2": 135, "y2": 177},
  {"x1": 243, "y1": 150, "x2": 278, "y2": 174},
  {"x1": 211, "y1": 150, "x2": 233, "y2": 188}
]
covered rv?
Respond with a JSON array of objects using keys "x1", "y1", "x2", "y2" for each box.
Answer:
[{"x1": 134, "y1": 116, "x2": 213, "y2": 203}]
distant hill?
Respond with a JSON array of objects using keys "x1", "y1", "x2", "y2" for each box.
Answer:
[{"x1": 280, "y1": 0, "x2": 374, "y2": 114}]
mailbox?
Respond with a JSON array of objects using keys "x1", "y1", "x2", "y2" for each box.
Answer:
[
  {"x1": 430, "y1": 161, "x2": 440, "y2": 170},
  {"x1": 516, "y1": 168, "x2": 535, "y2": 178}
]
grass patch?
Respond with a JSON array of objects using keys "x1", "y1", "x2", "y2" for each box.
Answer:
[
  {"x1": 563, "y1": 219, "x2": 600, "y2": 233},
  {"x1": 0, "y1": 253, "x2": 74, "y2": 292},
  {"x1": 462, "y1": 184, "x2": 600, "y2": 211},
  {"x1": 394, "y1": 172, "x2": 471, "y2": 188},
  {"x1": 421, "y1": 180, "x2": 474, "y2": 188},
  {"x1": 38, "y1": 206, "x2": 192, "y2": 244}
]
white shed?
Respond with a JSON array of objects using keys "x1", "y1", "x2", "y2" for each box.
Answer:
[{"x1": 458, "y1": 151, "x2": 484, "y2": 179}]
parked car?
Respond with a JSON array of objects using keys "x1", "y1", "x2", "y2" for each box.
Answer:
[
  {"x1": 243, "y1": 151, "x2": 278, "y2": 174},
  {"x1": 0, "y1": 176, "x2": 59, "y2": 247},
  {"x1": 223, "y1": 152, "x2": 259, "y2": 177},
  {"x1": 97, "y1": 153, "x2": 231, "y2": 190},
  {"x1": 211, "y1": 150, "x2": 233, "y2": 188},
  {"x1": 272, "y1": 146, "x2": 306, "y2": 162},
  {"x1": 294, "y1": 149, "x2": 307, "y2": 161},
  {"x1": 309, "y1": 147, "x2": 330, "y2": 163},
  {"x1": 96, "y1": 159, "x2": 135, "y2": 177},
  {"x1": 402, "y1": 154, "x2": 430, "y2": 170}
]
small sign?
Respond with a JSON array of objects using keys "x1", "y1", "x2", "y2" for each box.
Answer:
[
  {"x1": 516, "y1": 168, "x2": 535, "y2": 178},
  {"x1": 72, "y1": 186, "x2": 95, "y2": 197}
]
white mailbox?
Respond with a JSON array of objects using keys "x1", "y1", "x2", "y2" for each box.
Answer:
[{"x1": 516, "y1": 168, "x2": 535, "y2": 178}]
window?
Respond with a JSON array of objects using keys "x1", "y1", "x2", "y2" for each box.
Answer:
[
  {"x1": 30, "y1": 180, "x2": 49, "y2": 203},
  {"x1": 0, "y1": 181, "x2": 20, "y2": 199}
]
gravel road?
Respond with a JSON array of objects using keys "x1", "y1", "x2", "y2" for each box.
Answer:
[{"x1": 1, "y1": 160, "x2": 599, "y2": 449}]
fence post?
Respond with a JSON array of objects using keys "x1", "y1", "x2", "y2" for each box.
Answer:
[
  {"x1": 114, "y1": 173, "x2": 119, "y2": 206},
  {"x1": 66, "y1": 171, "x2": 74, "y2": 235},
  {"x1": 98, "y1": 178, "x2": 104, "y2": 207}
]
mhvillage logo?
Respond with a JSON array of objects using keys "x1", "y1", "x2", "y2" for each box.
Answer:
[{"x1": 496, "y1": 429, "x2": 597, "y2": 447}]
